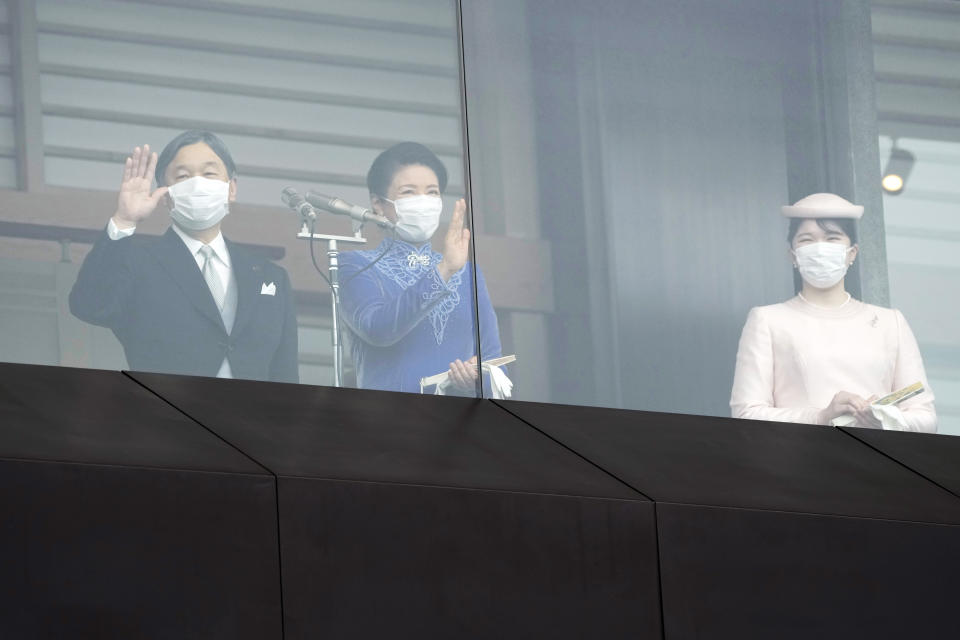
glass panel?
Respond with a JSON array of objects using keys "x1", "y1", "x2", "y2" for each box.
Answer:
[
  {"x1": 0, "y1": 0, "x2": 478, "y2": 396},
  {"x1": 463, "y1": 0, "x2": 948, "y2": 431},
  {"x1": 878, "y1": 132, "x2": 960, "y2": 436},
  {"x1": 871, "y1": 2, "x2": 960, "y2": 436},
  {"x1": 880, "y1": 138, "x2": 960, "y2": 434}
]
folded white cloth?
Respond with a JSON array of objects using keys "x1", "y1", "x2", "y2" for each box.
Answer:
[
  {"x1": 486, "y1": 364, "x2": 513, "y2": 399},
  {"x1": 831, "y1": 404, "x2": 911, "y2": 431},
  {"x1": 871, "y1": 404, "x2": 911, "y2": 431}
]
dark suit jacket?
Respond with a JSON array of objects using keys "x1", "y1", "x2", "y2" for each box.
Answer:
[{"x1": 69, "y1": 227, "x2": 299, "y2": 383}]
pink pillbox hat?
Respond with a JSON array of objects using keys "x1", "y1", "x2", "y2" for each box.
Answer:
[{"x1": 781, "y1": 193, "x2": 864, "y2": 219}]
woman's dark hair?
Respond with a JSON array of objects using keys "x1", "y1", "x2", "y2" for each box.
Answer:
[
  {"x1": 366, "y1": 142, "x2": 448, "y2": 197},
  {"x1": 155, "y1": 130, "x2": 238, "y2": 186},
  {"x1": 788, "y1": 217, "x2": 859, "y2": 294},
  {"x1": 787, "y1": 217, "x2": 858, "y2": 245}
]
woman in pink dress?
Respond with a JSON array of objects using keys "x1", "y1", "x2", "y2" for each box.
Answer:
[{"x1": 730, "y1": 193, "x2": 936, "y2": 432}]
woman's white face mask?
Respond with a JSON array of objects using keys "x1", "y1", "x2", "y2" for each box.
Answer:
[
  {"x1": 793, "y1": 242, "x2": 853, "y2": 289},
  {"x1": 387, "y1": 194, "x2": 442, "y2": 244},
  {"x1": 168, "y1": 176, "x2": 230, "y2": 231}
]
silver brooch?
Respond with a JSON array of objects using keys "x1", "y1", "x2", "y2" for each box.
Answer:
[{"x1": 407, "y1": 253, "x2": 432, "y2": 268}]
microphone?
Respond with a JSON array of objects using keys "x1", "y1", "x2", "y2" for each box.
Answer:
[
  {"x1": 281, "y1": 187, "x2": 318, "y2": 221},
  {"x1": 280, "y1": 187, "x2": 317, "y2": 220},
  {"x1": 281, "y1": 187, "x2": 317, "y2": 221},
  {"x1": 305, "y1": 191, "x2": 395, "y2": 229}
]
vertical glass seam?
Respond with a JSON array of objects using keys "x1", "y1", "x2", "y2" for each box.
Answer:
[{"x1": 455, "y1": 0, "x2": 485, "y2": 399}]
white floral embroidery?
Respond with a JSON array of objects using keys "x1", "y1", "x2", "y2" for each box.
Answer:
[
  {"x1": 359, "y1": 241, "x2": 465, "y2": 345},
  {"x1": 423, "y1": 268, "x2": 463, "y2": 345}
]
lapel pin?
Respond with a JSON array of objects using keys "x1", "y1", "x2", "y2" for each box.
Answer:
[{"x1": 261, "y1": 282, "x2": 277, "y2": 296}]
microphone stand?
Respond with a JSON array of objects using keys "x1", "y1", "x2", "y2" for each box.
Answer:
[{"x1": 296, "y1": 221, "x2": 367, "y2": 388}]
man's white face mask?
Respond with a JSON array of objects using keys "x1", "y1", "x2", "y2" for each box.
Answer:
[
  {"x1": 387, "y1": 195, "x2": 442, "y2": 244},
  {"x1": 793, "y1": 242, "x2": 853, "y2": 289},
  {"x1": 168, "y1": 176, "x2": 230, "y2": 231}
]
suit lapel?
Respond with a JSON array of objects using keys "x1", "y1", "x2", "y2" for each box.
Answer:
[
  {"x1": 226, "y1": 238, "x2": 258, "y2": 339},
  {"x1": 149, "y1": 228, "x2": 226, "y2": 332}
]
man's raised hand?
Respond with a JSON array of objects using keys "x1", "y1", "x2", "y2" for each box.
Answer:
[{"x1": 113, "y1": 144, "x2": 169, "y2": 229}]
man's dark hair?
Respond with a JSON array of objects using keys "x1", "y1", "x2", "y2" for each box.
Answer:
[
  {"x1": 155, "y1": 130, "x2": 238, "y2": 186},
  {"x1": 366, "y1": 142, "x2": 448, "y2": 197},
  {"x1": 787, "y1": 217, "x2": 858, "y2": 245}
]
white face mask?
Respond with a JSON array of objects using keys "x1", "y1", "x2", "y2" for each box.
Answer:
[
  {"x1": 387, "y1": 195, "x2": 442, "y2": 244},
  {"x1": 793, "y1": 242, "x2": 853, "y2": 289},
  {"x1": 168, "y1": 176, "x2": 231, "y2": 231}
]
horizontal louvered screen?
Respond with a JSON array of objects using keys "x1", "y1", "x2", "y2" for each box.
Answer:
[
  {"x1": 873, "y1": 0, "x2": 960, "y2": 140},
  {"x1": 0, "y1": 3, "x2": 17, "y2": 188},
  {"x1": 35, "y1": 0, "x2": 463, "y2": 208},
  {"x1": 873, "y1": 0, "x2": 960, "y2": 434}
]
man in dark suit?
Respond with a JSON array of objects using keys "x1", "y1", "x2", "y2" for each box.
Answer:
[{"x1": 70, "y1": 130, "x2": 299, "y2": 383}]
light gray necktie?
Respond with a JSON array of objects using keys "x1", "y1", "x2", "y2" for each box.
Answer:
[{"x1": 198, "y1": 245, "x2": 225, "y2": 312}]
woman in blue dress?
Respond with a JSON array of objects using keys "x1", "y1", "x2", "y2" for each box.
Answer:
[{"x1": 339, "y1": 142, "x2": 502, "y2": 394}]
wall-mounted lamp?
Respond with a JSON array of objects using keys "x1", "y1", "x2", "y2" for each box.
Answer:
[{"x1": 881, "y1": 143, "x2": 915, "y2": 195}]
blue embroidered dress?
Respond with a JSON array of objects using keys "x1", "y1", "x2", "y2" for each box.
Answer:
[{"x1": 339, "y1": 239, "x2": 502, "y2": 394}]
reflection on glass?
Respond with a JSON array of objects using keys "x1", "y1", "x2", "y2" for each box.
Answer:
[
  {"x1": 68, "y1": 132, "x2": 299, "y2": 383},
  {"x1": 730, "y1": 193, "x2": 936, "y2": 432},
  {"x1": 0, "y1": 0, "x2": 464, "y2": 389},
  {"x1": 877, "y1": 137, "x2": 960, "y2": 436},
  {"x1": 461, "y1": 0, "x2": 957, "y2": 428},
  {"x1": 339, "y1": 142, "x2": 501, "y2": 397}
]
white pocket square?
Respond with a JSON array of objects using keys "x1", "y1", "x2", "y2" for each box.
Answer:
[{"x1": 260, "y1": 282, "x2": 277, "y2": 296}]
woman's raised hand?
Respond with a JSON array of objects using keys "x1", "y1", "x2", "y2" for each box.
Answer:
[
  {"x1": 113, "y1": 144, "x2": 169, "y2": 228},
  {"x1": 437, "y1": 198, "x2": 470, "y2": 282}
]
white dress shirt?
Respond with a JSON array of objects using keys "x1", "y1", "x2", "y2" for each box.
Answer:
[{"x1": 106, "y1": 217, "x2": 236, "y2": 378}]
